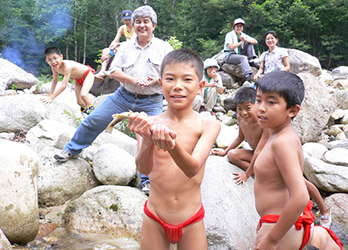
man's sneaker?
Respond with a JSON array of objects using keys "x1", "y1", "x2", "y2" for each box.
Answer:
[
  {"x1": 249, "y1": 61, "x2": 260, "y2": 69},
  {"x1": 141, "y1": 182, "x2": 150, "y2": 196},
  {"x1": 54, "y1": 150, "x2": 79, "y2": 162}
]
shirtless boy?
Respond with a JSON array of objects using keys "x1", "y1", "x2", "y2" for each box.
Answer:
[
  {"x1": 42, "y1": 47, "x2": 95, "y2": 115},
  {"x1": 128, "y1": 49, "x2": 221, "y2": 249},
  {"x1": 253, "y1": 71, "x2": 342, "y2": 250},
  {"x1": 211, "y1": 87, "x2": 269, "y2": 185}
]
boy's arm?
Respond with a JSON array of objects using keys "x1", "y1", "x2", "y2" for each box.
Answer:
[
  {"x1": 128, "y1": 113, "x2": 157, "y2": 175},
  {"x1": 234, "y1": 128, "x2": 269, "y2": 185},
  {"x1": 168, "y1": 118, "x2": 220, "y2": 178},
  {"x1": 109, "y1": 26, "x2": 124, "y2": 50},
  {"x1": 212, "y1": 118, "x2": 245, "y2": 156},
  {"x1": 255, "y1": 137, "x2": 309, "y2": 250},
  {"x1": 41, "y1": 69, "x2": 69, "y2": 103}
]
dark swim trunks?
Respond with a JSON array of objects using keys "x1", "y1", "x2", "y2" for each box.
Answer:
[{"x1": 143, "y1": 200, "x2": 205, "y2": 244}]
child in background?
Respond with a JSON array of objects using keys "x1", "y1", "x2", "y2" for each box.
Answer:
[
  {"x1": 211, "y1": 87, "x2": 269, "y2": 185},
  {"x1": 213, "y1": 86, "x2": 332, "y2": 228},
  {"x1": 128, "y1": 49, "x2": 221, "y2": 249},
  {"x1": 42, "y1": 47, "x2": 95, "y2": 115},
  {"x1": 253, "y1": 71, "x2": 342, "y2": 250}
]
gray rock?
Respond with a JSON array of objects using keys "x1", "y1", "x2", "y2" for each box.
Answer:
[
  {"x1": 324, "y1": 193, "x2": 348, "y2": 241},
  {"x1": 332, "y1": 66, "x2": 348, "y2": 80},
  {"x1": 322, "y1": 147, "x2": 348, "y2": 166},
  {"x1": 335, "y1": 89, "x2": 348, "y2": 109},
  {"x1": 0, "y1": 228, "x2": 12, "y2": 250},
  {"x1": 302, "y1": 142, "x2": 328, "y2": 159},
  {"x1": 0, "y1": 58, "x2": 38, "y2": 92},
  {"x1": 62, "y1": 185, "x2": 147, "y2": 240},
  {"x1": 292, "y1": 73, "x2": 336, "y2": 143},
  {"x1": 288, "y1": 49, "x2": 322, "y2": 76},
  {"x1": 93, "y1": 143, "x2": 137, "y2": 185},
  {"x1": 38, "y1": 159, "x2": 100, "y2": 207},
  {"x1": 0, "y1": 140, "x2": 40, "y2": 244},
  {"x1": 0, "y1": 94, "x2": 79, "y2": 133},
  {"x1": 304, "y1": 155, "x2": 348, "y2": 192},
  {"x1": 202, "y1": 156, "x2": 259, "y2": 250}
]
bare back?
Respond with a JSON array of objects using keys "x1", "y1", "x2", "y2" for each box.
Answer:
[{"x1": 53, "y1": 60, "x2": 91, "y2": 79}]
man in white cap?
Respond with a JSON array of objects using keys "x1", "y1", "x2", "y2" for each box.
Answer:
[
  {"x1": 193, "y1": 58, "x2": 224, "y2": 113},
  {"x1": 223, "y1": 18, "x2": 259, "y2": 82}
]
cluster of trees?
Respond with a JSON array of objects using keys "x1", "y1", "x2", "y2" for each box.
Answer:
[{"x1": 1, "y1": 0, "x2": 347, "y2": 76}]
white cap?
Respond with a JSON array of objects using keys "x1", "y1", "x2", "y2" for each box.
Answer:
[
  {"x1": 233, "y1": 18, "x2": 245, "y2": 26},
  {"x1": 204, "y1": 58, "x2": 220, "y2": 70}
]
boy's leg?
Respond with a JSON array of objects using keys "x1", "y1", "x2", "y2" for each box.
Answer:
[
  {"x1": 74, "y1": 80, "x2": 86, "y2": 108},
  {"x1": 305, "y1": 179, "x2": 331, "y2": 227},
  {"x1": 255, "y1": 223, "x2": 309, "y2": 250},
  {"x1": 80, "y1": 72, "x2": 94, "y2": 107},
  {"x1": 95, "y1": 48, "x2": 110, "y2": 77},
  {"x1": 227, "y1": 148, "x2": 253, "y2": 171},
  {"x1": 309, "y1": 226, "x2": 341, "y2": 250},
  {"x1": 140, "y1": 215, "x2": 170, "y2": 250},
  {"x1": 177, "y1": 220, "x2": 207, "y2": 250}
]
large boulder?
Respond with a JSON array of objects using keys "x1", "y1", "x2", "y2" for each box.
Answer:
[
  {"x1": 288, "y1": 49, "x2": 322, "y2": 77},
  {"x1": 335, "y1": 89, "x2": 348, "y2": 110},
  {"x1": 292, "y1": 72, "x2": 336, "y2": 143},
  {"x1": 332, "y1": 66, "x2": 348, "y2": 80},
  {"x1": 93, "y1": 143, "x2": 138, "y2": 185},
  {"x1": 62, "y1": 185, "x2": 146, "y2": 241},
  {"x1": 0, "y1": 58, "x2": 38, "y2": 94},
  {"x1": 0, "y1": 140, "x2": 40, "y2": 244},
  {"x1": 202, "y1": 155, "x2": 259, "y2": 250},
  {"x1": 38, "y1": 159, "x2": 100, "y2": 207},
  {"x1": 0, "y1": 94, "x2": 79, "y2": 133}
]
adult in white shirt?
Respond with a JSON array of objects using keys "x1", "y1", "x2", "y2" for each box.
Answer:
[{"x1": 254, "y1": 30, "x2": 290, "y2": 81}]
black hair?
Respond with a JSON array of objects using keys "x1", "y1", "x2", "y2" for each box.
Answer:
[
  {"x1": 160, "y1": 49, "x2": 204, "y2": 80},
  {"x1": 233, "y1": 87, "x2": 256, "y2": 104},
  {"x1": 44, "y1": 47, "x2": 61, "y2": 57},
  {"x1": 255, "y1": 71, "x2": 305, "y2": 109},
  {"x1": 264, "y1": 30, "x2": 280, "y2": 47}
]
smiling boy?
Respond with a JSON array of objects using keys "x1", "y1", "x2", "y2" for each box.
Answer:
[
  {"x1": 42, "y1": 47, "x2": 95, "y2": 115},
  {"x1": 128, "y1": 49, "x2": 221, "y2": 249}
]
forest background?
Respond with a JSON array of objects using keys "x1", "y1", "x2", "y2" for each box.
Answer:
[{"x1": 0, "y1": 0, "x2": 347, "y2": 77}]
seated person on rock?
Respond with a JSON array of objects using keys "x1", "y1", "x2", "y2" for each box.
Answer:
[
  {"x1": 128, "y1": 49, "x2": 221, "y2": 249},
  {"x1": 95, "y1": 9, "x2": 136, "y2": 79},
  {"x1": 192, "y1": 58, "x2": 224, "y2": 114},
  {"x1": 212, "y1": 86, "x2": 332, "y2": 228},
  {"x1": 254, "y1": 30, "x2": 290, "y2": 82},
  {"x1": 42, "y1": 47, "x2": 95, "y2": 115},
  {"x1": 223, "y1": 18, "x2": 259, "y2": 82},
  {"x1": 253, "y1": 71, "x2": 342, "y2": 250}
]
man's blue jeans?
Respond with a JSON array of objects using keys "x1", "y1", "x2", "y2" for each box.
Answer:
[{"x1": 64, "y1": 86, "x2": 163, "y2": 185}]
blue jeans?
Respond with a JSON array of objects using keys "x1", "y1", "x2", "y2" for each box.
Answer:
[{"x1": 64, "y1": 86, "x2": 163, "y2": 185}]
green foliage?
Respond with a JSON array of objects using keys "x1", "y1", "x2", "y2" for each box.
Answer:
[
  {"x1": 11, "y1": 84, "x2": 17, "y2": 91},
  {"x1": 115, "y1": 119, "x2": 136, "y2": 139},
  {"x1": 56, "y1": 211, "x2": 63, "y2": 216},
  {"x1": 109, "y1": 204, "x2": 119, "y2": 212},
  {"x1": 1, "y1": 0, "x2": 348, "y2": 73},
  {"x1": 62, "y1": 109, "x2": 84, "y2": 127},
  {"x1": 166, "y1": 36, "x2": 183, "y2": 50}
]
